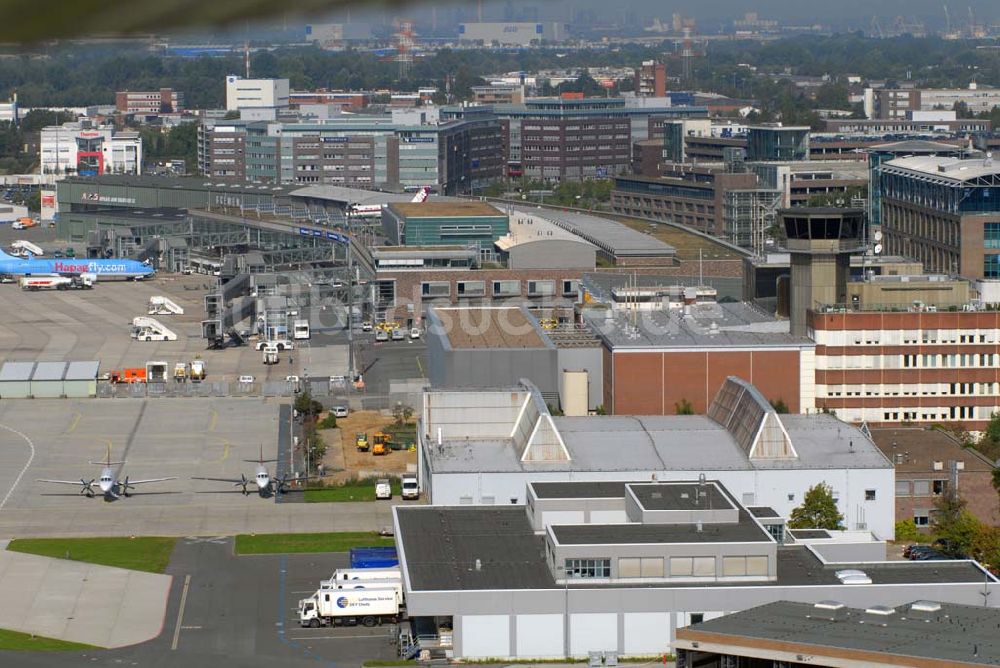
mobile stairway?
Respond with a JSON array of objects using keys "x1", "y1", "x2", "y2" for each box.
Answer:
[
  {"x1": 148, "y1": 295, "x2": 185, "y2": 315},
  {"x1": 130, "y1": 316, "x2": 178, "y2": 342}
]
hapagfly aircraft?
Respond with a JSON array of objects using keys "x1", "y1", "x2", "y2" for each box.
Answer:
[
  {"x1": 0, "y1": 248, "x2": 154, "y2": 279},
  {"x1": 37, "y1": 447, "x2": 176, "y2": 500}
]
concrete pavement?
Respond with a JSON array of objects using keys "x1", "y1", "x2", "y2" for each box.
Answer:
[
  {"x1": 0, "y1": 500, "x2": 395, "y2": 538},
  {"x1": 0, "y1": 549, "x2": 171, "y2": 648}
]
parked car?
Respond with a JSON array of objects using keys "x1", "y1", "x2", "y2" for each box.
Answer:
[
  {"x1": 375, "y1": 478, "x2": 392, "y2": 500},
  {"x1": 375, "y1": 329, "x2": 389, "y2": 342},
  {"x1": 238, "y1": 374, "x2": 255, "y2": 384},
  {"x1": 361, "y1": 321, "x2": 373, "y2": 332},
  {"x1": 391, "y1": 328, "x2": 405, "y2": 341},
  {"x1": 410, "y1": 327, "x2": 421, "y2": 340},
  {"x1": 332, "y1": 405, "x2": 349, "y2": 418}
]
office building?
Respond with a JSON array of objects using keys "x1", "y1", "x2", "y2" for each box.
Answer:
[
  {"x1": 746, "y1": 126, "x2": 810, "y2": 162},
  {"x1": 495, "y1": 97, "x2": 706, "y2": 180},
  {"x1": 611, "y1": 169, "x2": 781, "y2": 248},
  {"x1": 199, "y1": 113, "x2": 505, "y2": 194},
  {"x1": 115, "y1": 89, "x2": 184, "y2": 115},
  {"x1": 675, "y1": 600, "x2": 1000, "y2": 668},
  {"x1": 878, "y1": 155, "x2": 1000, "y2": 279},
  {"x1": 867, "y1": 83, "x2": 1000, "y2": 119},
  {"x1": 40, "y1": 122, "x2": 142, "y2": 177},
  {"x1": 224, "y1": 76, "x2": 290, "y2": 112},
  {"x1": 635, "y1": 60, "x2": 667, "y2": 98},
  {"x1": 824, "y1": 117, "x2": 990, "y2": 134}
]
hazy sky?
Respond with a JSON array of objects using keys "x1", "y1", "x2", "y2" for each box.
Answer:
[{"x1": 328, "y1": 0, "x2": 1000, "y2": 29}]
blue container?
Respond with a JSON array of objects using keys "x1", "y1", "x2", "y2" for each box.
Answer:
[{"x1": 349, "y1": 546, "x2": 399, "y2": 569}]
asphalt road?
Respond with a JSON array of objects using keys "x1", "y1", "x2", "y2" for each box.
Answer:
[{"x1": 0, "y1": 539, "x2": 402, "y2": 668}]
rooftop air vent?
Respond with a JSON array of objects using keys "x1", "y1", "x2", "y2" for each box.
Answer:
[
  {"x1": 910, "y1": 601, "x2": 942, "y2": 613},
  {"x1": 835, "y1": 569, "x2": 872, "y2": 585},
  {"x1": 809, "y1": 600, "x2": 847, "y2": 621},
  {"x1": 865, "y1": 605, "x2": 896, "y2": 617}
]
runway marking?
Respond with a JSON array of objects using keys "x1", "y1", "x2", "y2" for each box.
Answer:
[
  {"x1": 64, "y1": 413, "x2": 81, "y2": 434},
  {"x1": 0, "y1": 423, "x2": 35, "y2": 512},
  {"x1": 208, "y1": 410, "x2": 218, "y2": 433},
  {"x1": 171, "y1": 574, "x2": 192, "y2": 650},
  {"x1": 210, "y1": 440, "x2": 231, "y2": 464},
  {"x1": 415, "y1": 355, "x2": 424, "y2": 375}
]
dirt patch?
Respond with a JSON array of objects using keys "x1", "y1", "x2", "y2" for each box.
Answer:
[{"x1": 318, "y1": 410, "x2": 416, "y2": 484}]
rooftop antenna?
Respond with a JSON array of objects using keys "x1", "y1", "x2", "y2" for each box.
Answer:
[{"x1": 244, "y1": 39, "x2": 250, "y2": 79}]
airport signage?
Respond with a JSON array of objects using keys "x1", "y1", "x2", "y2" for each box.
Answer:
[{"x1": 81, "y1": 192, "x2": 136, "y2": 205}]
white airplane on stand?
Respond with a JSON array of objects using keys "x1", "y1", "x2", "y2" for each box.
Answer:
[
  {"x1": 347, "y1": 186, "x2": 430, "y2": 219},
  {"x1": 37, "y1": 447, "x2": 176, "y2": 501}
]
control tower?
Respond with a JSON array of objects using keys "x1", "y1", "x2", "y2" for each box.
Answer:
[{"x1": 782, "y1": 208, "x2": 866, "y2": 337}]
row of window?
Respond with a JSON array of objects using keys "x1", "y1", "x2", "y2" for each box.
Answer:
[
  {"x1": 564, "y1": 555, "x2": 770, "y2": 579},
  {"x1": 822, "y1": 382, "x2": 999, "y2": 397},
  {"x1": 879, "y1": 406, "x2": 979, "y2": 421},
  {"x1": 820, "y1": 353, "x2": 998, "y2": 370},
  {"x1": 421, "y1": 279, "x2": 578, "y2": 299},
  {"x1": 817, "y1": 330, "x2": 997, "y2": 346},
  {"x1": 896, "y1": 479, "x2": 948, "y2": 497}
]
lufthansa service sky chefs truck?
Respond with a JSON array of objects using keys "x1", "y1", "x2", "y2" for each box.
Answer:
[{"x1": 298, "y1": 588, "x2": 401, "y2": 628}]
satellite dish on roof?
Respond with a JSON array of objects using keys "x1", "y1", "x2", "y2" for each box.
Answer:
[
  {"x1": 873, "y1": 231, "x2": 883, "y2": 242},
  {"x1": 874, "y1": 243, "x2": 883, "y2": 254}
]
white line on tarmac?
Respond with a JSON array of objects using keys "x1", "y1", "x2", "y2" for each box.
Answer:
[
  {"x1": 0, "y1": 423, "x2": 35, "y2": 512},
  {"x1": 289, "y1": 633, "x2": 388, "y2": 640},
  {"x1": 171, "y1": 574, "x2": 192, "y2": 650}
]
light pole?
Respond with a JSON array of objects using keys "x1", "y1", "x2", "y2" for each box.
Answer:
[
  {"x1": 346, "y1": 204, "x2": 355, "y2": 381},
  {"x1": 557, "y1": 565, "x2": 570, "y2": 658}
]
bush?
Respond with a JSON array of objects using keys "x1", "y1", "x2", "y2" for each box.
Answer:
[
  {"x1": 894, "y1": 520, "x2": 921, "y2": 543},
  {"x1": 318, "y1": 413, "x2": 337, "y2": 429}
]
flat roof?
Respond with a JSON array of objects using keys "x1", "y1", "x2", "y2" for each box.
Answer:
[
  {"x1": 389, "y1": 201, "x2": 504, "y2": 218},
  {"x1": 432, "y1": 307, "x2": 550, "y2": 350},
  {"x1": 629, "y1": 482, "x2": 733, "y2": 512},
  {"x1": 883, "y1": 155, "x2": 1000, "y2": 185},
  {"x1": 0, "y1": 362, "x2": 34, "y2": 382},
  {"x1": 395, "y1": 508, "x2": 991, "y2": 592},
  {"x1": 63, "y1": 174, "x2": 295, "y2": 196},
  {"x1": 679, "y1": 600, "x2": 1000, "y2": 666},
  {"x1": 65, "y1": 361, "x2": 100, "y2": 381},
  {"x1": 583, "y1": 302, "x2": 813, "y2": 349},
  {"x1": 511, "y1": 205, "x2": 675, "y2": 258},
  {"x1": 747, "y1": 507, "x2": 780, "y2": 519},
  {"x1": 292, "y1": 185, "x2": 456, "y2": 206},
  {"x1": 530, "y1": 481, "x2": 633, "y2": 500},
  {"x1": 31, "y1": 361, "x2": 66, "y2": 381},
  {"x1": 495, "y1": 211, "x2": 597, "y2": 251},
  {"x1": 550, "y1": 508, "x2": 770, "y2": 545},
  {"x1": 396, "y1": 507, "x2": 555, "y2": 591}
]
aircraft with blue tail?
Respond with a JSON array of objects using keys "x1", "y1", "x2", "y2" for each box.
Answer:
[{"x1": 0, "y1": 248, "x2": 154, "y2": 279}]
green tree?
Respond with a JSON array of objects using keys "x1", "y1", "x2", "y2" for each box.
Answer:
[
  {"x1": 294, "y1": 389, "x2": 323, "y2": 419},
  {"x1": 894, "y1": 519, "x2": 922, "y2": 543},
  {"x1": 770, "y1": 398, "x2": 789, "y2": 413},
  {"x1": 674, "y1": 399, "x2": 694, "y2": 415},
  {"x1": 788, "y1": 483, "x2": 844, "y2": 530},
  {"x1": 932, "y1": 490, "x2": 979, "y2": 556}
]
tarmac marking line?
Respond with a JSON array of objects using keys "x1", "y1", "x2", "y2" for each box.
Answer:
[
  {"x1": 415, "y1": 355, "x2": 424, "y2": 376},
  {"x1": 171, "y1": 574, "x2": 192, "y2": 650},
  {"x1": 289, "y1": 633, "x2": 388, "y2": 640},
  {"x1": 208, "y1": 410, "x2": 218, "y2": 433},
  {"x1": 0, "y1": 423, "x2": 35, "y2": 512},
  {"x1": 64, "y1": 412, "x2": 81, "y2": 434}
]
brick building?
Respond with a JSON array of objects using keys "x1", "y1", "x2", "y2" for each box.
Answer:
[
  {"x1": 584, "y1": 302, "x2": 816, "y2": 415},
  {"x1": 870, "y1": 427, "x2": 999, "y2": 528},
  {"x1": 115, "y1": 88, "x2": 184, "y2": 115},
  {"x1": 635, "y1": 60, "x2": 667, "y2": 98}
]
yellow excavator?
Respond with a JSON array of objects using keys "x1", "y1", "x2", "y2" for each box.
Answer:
[{"x1": 372, "y1": 431, "x2": 391, "y2": 456}]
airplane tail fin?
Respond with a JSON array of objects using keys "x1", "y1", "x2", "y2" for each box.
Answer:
[
  {"x1": 242, "y1": 443, "x2": 277, "y2": 465},
  {"x1": 410, "y1": 187, "x2": 430, "y2": 203},
  {"x1": 89, "y1": 445, "x2": 124, "y2": 467},
  {"x1": 0, "y1": 247, "x2": 17, "y2": 260}
]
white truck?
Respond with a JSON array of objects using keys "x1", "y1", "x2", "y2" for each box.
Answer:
[
  {"x1": 401, "y1": 473, "x2": 419, "y2": 500},
  {"x1": 320, "y1": 578, "x2": 404, "y2": 605},
  {"x1": 262, "y1": 342, "x2": 279, "y2": 365},
  {"x1": 293, "y1": 318, "x2": 311, "y2": 340},
  {"x1": 19, "y1": 273, "x2": 95, "y2": 291},
  {"x1": 298, "y1": 588, "x2": 401, "y2": 628},
  {"x1": 328, "y1": 567, "x2": 402, "y2": 583}
]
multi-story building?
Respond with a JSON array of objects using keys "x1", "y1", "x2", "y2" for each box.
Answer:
[
  {"x1": 867, "y1": 83, "x2": 1000, "y2": 119},
  {"x1": 495, "y1": 97, "x2": 706, "y2": 180},
  {"x1": 40, "y1": 122, "x2": 142, "y2": 177},
  {"x1": 198, "y1": 113, "x2": 505, "y2": 194},
  {"x1": 470, "y1": 84, "x2": 524, "y2": 105},
  {"x1": 634, "y1": 60, "x2": 667, "y2": 98},
  {"x1": 810, "y1": 303, "x2": 1000, "y2": 431},
  {"x1": 115, "y1": 88, "x2": 184, "y2": 115},
  {"x1": 878, "y1": 155, "x2": 1000, "y2": 279},
  {"x1": 746, "y1": 125, "x2": 810, "y2": 162},
  {"x1": 824, "y1": 117, "x2": 990, "y2": 134},
  {"x1": 611, "y1": 170, "x2": 780, "y2": 248},
  {"x1": 224, "y1": 76, "x2": 290, "y2": 112}
]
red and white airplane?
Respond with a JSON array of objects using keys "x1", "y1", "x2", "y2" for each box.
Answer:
[{"x1": 348, "y1": 187, "x2": 430, "y2": 218}]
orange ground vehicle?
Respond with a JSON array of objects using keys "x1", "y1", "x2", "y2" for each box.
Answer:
[{"x1": 372, "y1": 432, "x2": 391, "y2": 456}]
